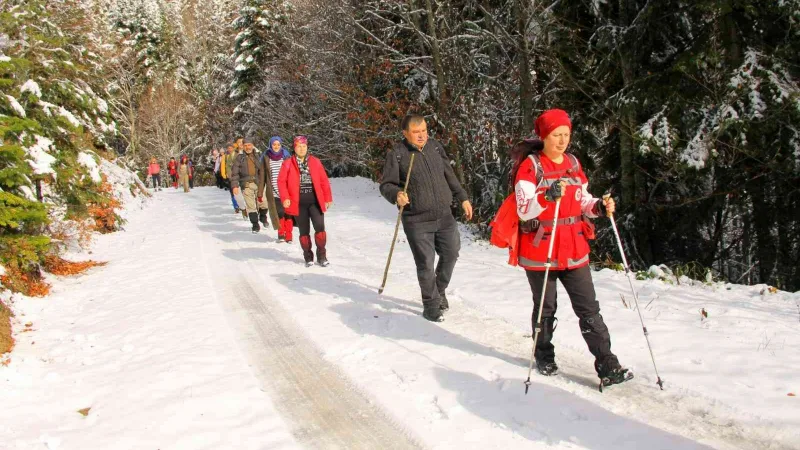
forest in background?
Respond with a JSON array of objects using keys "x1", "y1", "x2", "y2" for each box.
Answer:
[{"x1": 1, "y1": 0, "x2": 798, "y2": 291}]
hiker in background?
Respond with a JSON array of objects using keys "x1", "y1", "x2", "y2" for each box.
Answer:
[
  {"x1": 230, "y1": 134, "x2": 268, "y2": 232},
  {"x1": 224, "y1": 145, "x2": 240, "y2": 212},
  {"x1": 178, "y1": 154, "x2": 191, "y2": 193},
  {"x1": 213, "y1": 149, "x2": 224, "y2": 189},
  {"x1": 167, "y1": 156, "x2": 178, "y2": 188},
  {"x1": 188, "y1": 159, "x2": 195, "y2": 189},
  {"x1": 148, "y1": 157, "x2": 162, "y2": 191},
  {"x1": 257, "y1": 136, "x2": 293, "y2": 242},
  {"x1": 278, "y1": 136, "x2": 333, "y2": 267}
]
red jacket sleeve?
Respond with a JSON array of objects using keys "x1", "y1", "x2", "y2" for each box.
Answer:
[
  {"x1": 314, "y1": 158, "x2": 333, "y2": 203},
  {"x1": 278, "y1": 159, "x2": 290, "y2": 200}
]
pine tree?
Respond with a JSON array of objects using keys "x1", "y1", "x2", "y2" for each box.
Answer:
[
  {"x1": 0, "y1": 0, "x2": 121, "y2": 293},
  {"x1": 229, "y1": 0, "x2": 291, "y2": 119}
]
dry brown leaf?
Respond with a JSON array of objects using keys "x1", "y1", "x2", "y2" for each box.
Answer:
[{"x1": 78, "y1": 407, "x2": 91, "y2": 416}]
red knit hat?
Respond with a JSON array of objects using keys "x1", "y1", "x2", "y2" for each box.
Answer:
[{"x1": 534, "y1": 109, "x2": 572, "y2": 139}]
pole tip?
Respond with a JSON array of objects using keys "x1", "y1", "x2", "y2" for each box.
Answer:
[
  {"x1": 378, "y1": 288, "x2": 384, "y2": 295},
  {"x1": 524, "y1": 378, "x2": 531, "y2": 394}
]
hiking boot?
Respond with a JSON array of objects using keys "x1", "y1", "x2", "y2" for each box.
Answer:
[
  {"x1": 258, "y1": 208, "x2": 268, "y2": 228},
  {"x1": 248, "y1": 212, "x2": 260, "y2": 233},
  {"x1": 599, "y1": 367, "x2": 633, "y2": 388},
  {"x1": 439, "y1": 293, "x2": 449, "y2": 311},
  {"x1": 422, "y1": 300, "x2": 444, "y2": 322},
  {"x1": 315, "y1": 232, "x2": 329, "y2": 267},
  {"x1": 300, "y1": 235, "x2": 314, "y2": 266},
  {"x1": 536, "y1": 359, "x2": 559, "y2": 376},
  {"x1": 596, "y1": 358, "x2": 631, "y2": 386}
]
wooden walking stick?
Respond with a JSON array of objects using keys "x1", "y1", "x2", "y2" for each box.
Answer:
[{"x1": 378, "y1": 153, "x2": 416, "y2": 294}]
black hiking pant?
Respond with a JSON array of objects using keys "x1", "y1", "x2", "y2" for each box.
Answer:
[
  {"x1": 297, "y1": 192, "x2": 324, "y2": 236},
  {"x1": 151, "y1": 174, "x2": 161, "y2": 189},
  {"x1": 525, "y1": 265, "x2": 619, "y2": 374},
  {"x1": 403, "y1": 214, "x2": 460, "y2": 306}
]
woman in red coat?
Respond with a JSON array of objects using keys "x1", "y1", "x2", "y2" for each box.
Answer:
[
  {"x1": 508, "y1": 109, "x2": 629, "y2": 386},
  {"x1": 167, "y1": 157, "x2": 178, "y2": 188},
  {"x1": 278, "y1": 136, "x2": 333, "y2": 267}
]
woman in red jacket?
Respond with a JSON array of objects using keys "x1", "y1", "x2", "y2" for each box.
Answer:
[
  {"x1": 509, "y1": 109, "x2": 629, "y2": 386},
  {"x1": 278, "y1": 136, "x2": 333, "y2": 267},
  {"x1": 167, "y1": 157, "x2": 178, "y2": 188},
  {"x1": 148, "y1": 157, "x2": 161, "y2": 191}
]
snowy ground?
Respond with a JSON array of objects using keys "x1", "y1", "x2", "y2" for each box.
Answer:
[{"x1": 2, "y1": 178, "x2": 798, "y2": 450}]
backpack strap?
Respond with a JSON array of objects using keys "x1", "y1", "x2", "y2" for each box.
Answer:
[
  {"x1": 527, "y1": 153, "x2": 545, "y2": 186},
  {"x1": 527, "y1": 152, "x2": 581, "y2": 186},
  {"x1": 566, "y1": 153, "x2": 580, "y2": 178}
]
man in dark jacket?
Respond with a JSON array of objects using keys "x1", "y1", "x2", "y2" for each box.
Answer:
[
  {"x1": 380, "y1": 114, "x2": 473, "y2": 322},
  {"x1": 230, "y1": 134, "x2": 268, "y2": 232}
]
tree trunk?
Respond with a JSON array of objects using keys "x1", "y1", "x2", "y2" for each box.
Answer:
[
  {"x1": 514, "y1": 0, "x2": 533, "y2": 133},
  {"x1": 615, "y1": 0, "x2": 651, "y2": 266},
  {"x1": 421, "y1": 0, "x2": 465, "y2": 186},
  {"x1": 748, "y1": 179, "x2": 776, "y2": 285}
]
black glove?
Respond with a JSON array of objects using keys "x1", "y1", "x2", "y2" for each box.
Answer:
[{"x1": 545, "y1": 180, "x2": 564, "y2": 202}]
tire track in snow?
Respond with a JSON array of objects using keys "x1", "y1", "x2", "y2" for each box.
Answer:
[{"x1": 198, "y1": 215, "x2": 422, "y2": 449}]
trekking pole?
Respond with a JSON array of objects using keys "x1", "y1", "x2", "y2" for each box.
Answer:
[
  {"x1": 524, "y1": 196, "x2": 562, "y2": 394},
  {"x1": 603, "y1": 194, "x2": 664, "y2": 390},
  {"x1": 378, "y1": 153, "x2": 416, "y2": 294}
]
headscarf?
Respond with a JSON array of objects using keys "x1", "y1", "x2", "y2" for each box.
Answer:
[
  {"x1": 293, "y1": 136, "x2": 308, "y2": 148},
  {"x1": 268, "y1": 136, "x2": 289, "y2": 161}
]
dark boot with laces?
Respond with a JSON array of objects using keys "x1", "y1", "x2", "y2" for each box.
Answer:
[
  {"x1": 596, "y1": 358, "x2": 632, "y2": 387},
  {"x1": 536, "y1": 359, "x2": 559, "y2": 376},
  {"x1": 422, "y1": 300, "x2": 444, "y2": 322},
  {"x1": 439, "y1": 293, "x2": 449, "y2": 312}
]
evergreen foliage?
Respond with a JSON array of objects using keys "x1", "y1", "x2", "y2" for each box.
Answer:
[
  {"x1": 229, "y1": 0, "x2": 290, "y2": 121},
  {"x1": 0, "y1": 0, "x2": 121, "y2": 292}
]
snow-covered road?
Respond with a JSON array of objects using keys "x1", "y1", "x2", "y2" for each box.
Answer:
[{"x1": 2, "y1": 180, "x2": 798, "y2": 450}]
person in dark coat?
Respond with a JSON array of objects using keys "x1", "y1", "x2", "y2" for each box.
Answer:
[{"x1": 379, "y1": 114, "x2": 473, "y2": 322}]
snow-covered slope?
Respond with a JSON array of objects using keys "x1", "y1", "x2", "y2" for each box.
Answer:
[{"x1": 1, "y1": 178, "x2": 797, "y2": 450}]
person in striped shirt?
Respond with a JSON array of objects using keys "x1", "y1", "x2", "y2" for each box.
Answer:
[{"x1": 258, "y1": 136, "x2": 294, "y2": 242}]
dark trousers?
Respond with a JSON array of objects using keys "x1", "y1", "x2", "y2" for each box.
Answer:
[
  {"x1": 189, "y1": 176, "x2": 194, "y2": 189},
  {"x1": 525, "y1": 265, "x2": 618, "y2": 373},
  {"x1": 296, "y1": 193, "x2": 324, "y2": 236},
  {"x1": 215, "y1": 172, "x2": 224, "y2": 189},
  {"x1": 403, "y1": 214, "x2": 460, "y2": 304},
  {"x1": 151, "y1": 174, "x2": 161, "y2": 188}
]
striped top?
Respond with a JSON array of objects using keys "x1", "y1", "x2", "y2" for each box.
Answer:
[{"x1": 269, "y1": 158, "x2": 283, "y2": 198}]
